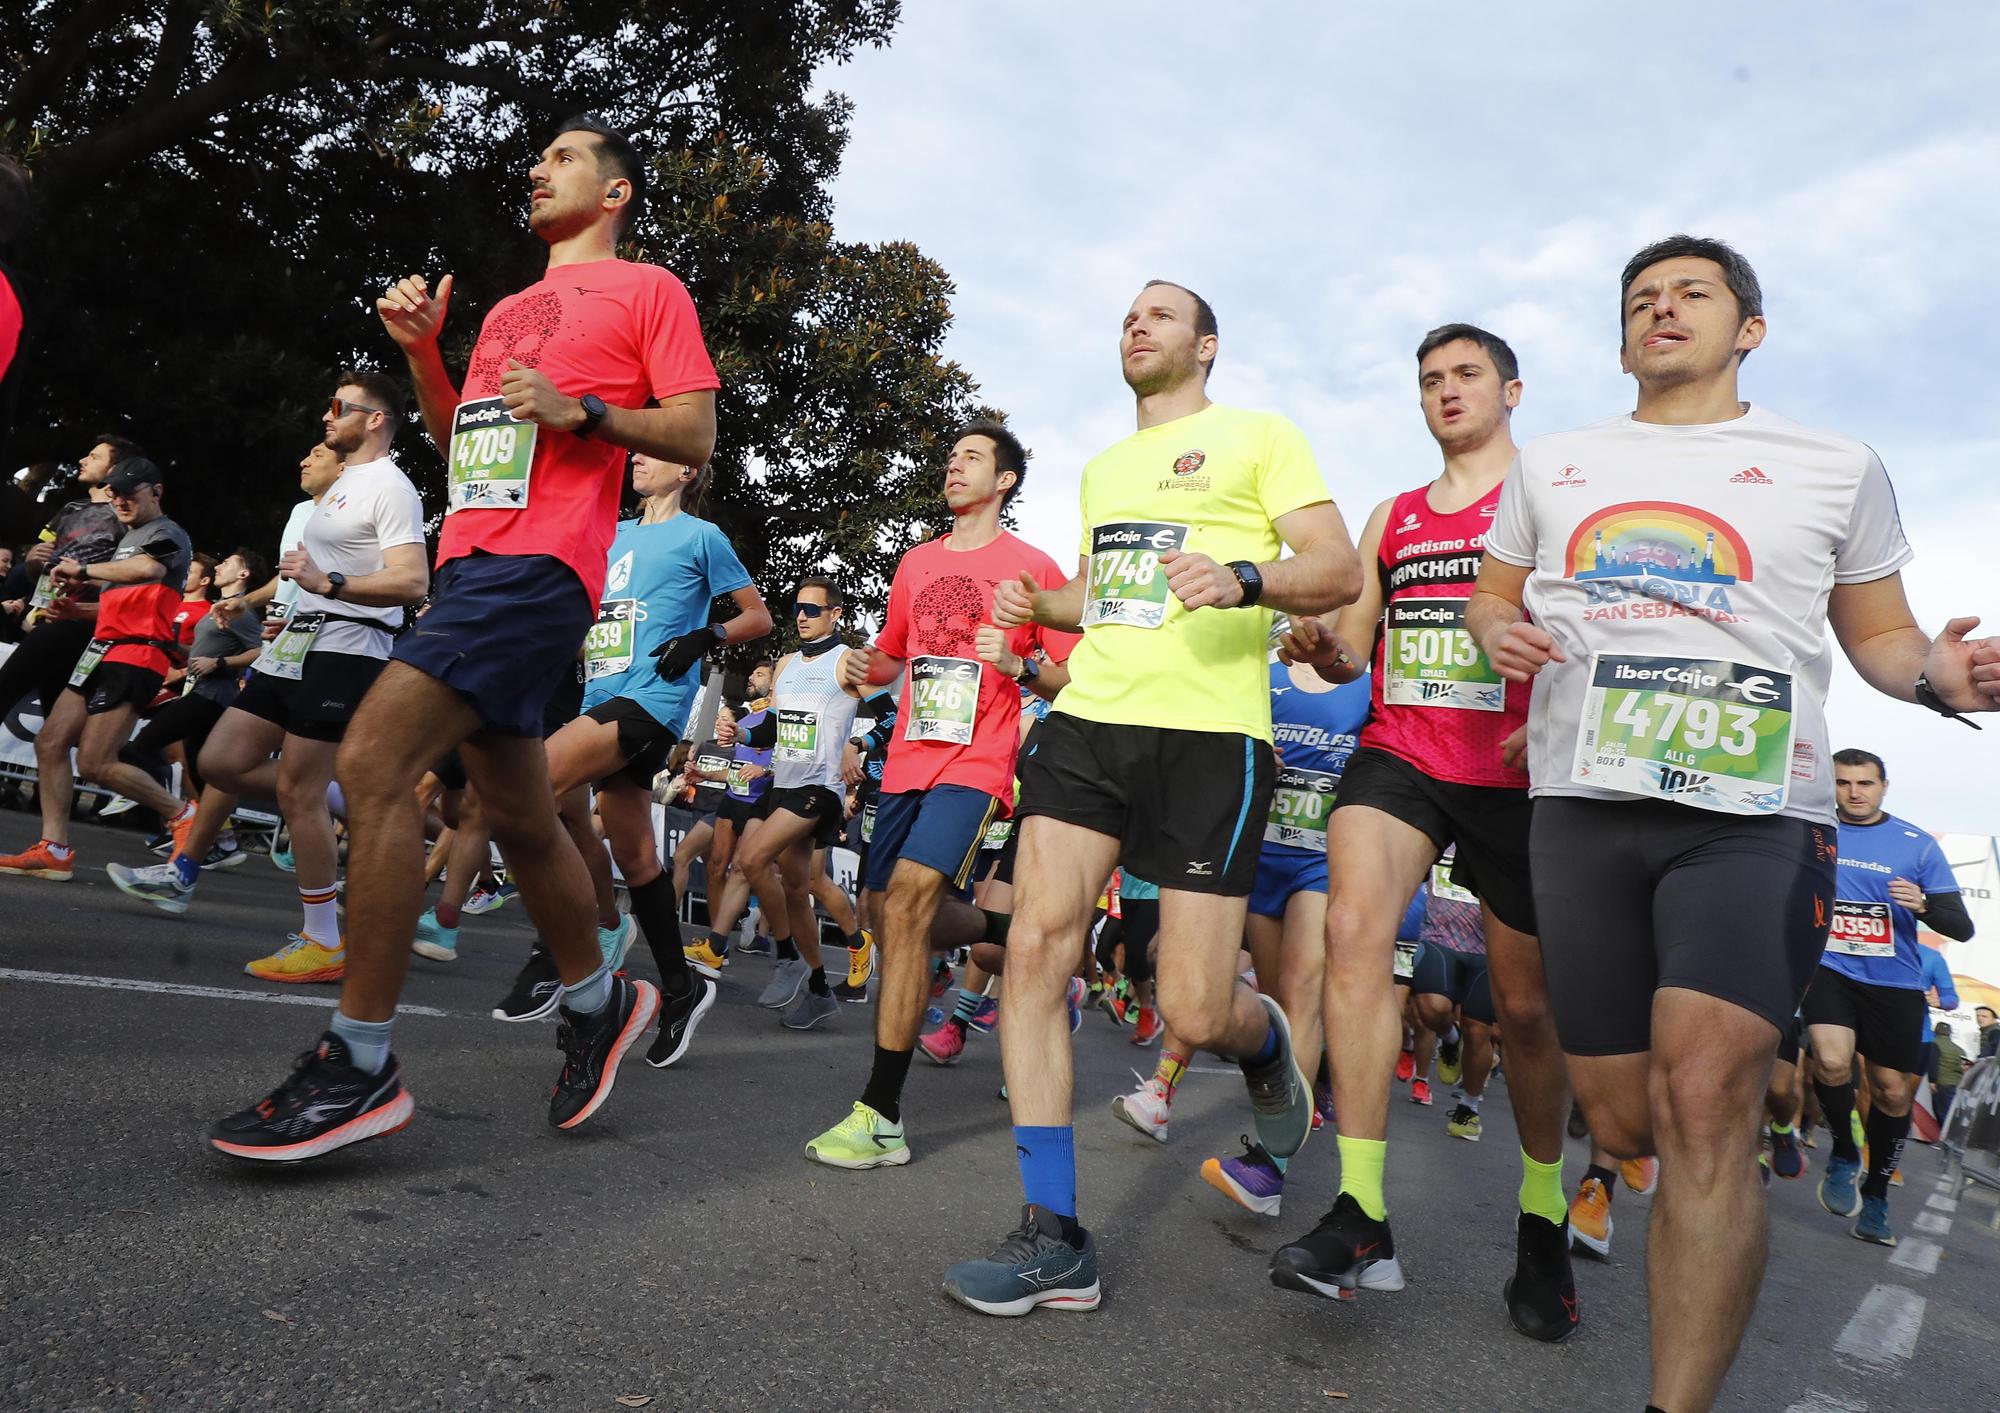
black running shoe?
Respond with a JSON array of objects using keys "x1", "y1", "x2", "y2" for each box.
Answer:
[
  {"x1": 1505, "y1": 1211, "x2": 1580, "y2": 1342},
  {"x1": 550, "y1": 977, "x2": 659, "y2": 1129},
  {"x1": 832, "y1": 979, "x2": 869, "y2": 1003},
  {"x1": 208, "y1": 1033, "x2": 414, "y2": 1162},
  {"x1": 646, "y1": 975, "x2": 716, "y2": 1069},
  {"x1": 1269, "y1": 1192, "x2": 1405, "y2": 1300},
  {"x1": 492, "y1": 945, "x2": 562, "y2": 1022}
]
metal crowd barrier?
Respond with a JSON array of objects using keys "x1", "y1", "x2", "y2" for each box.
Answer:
[{"x1": 1940, "y1": 1056, "x2": 2000, "y2": 1222}]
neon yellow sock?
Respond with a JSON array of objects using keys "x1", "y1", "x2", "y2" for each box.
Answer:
[
  {"x1": 1336, "y1": 1135, "x2": 1388, "y2": 1221},
  {"x1": 1519, "y1": 1148, "x2": 1567, "y2": 1224},
  {"x1": 1769, "y1": 1121, "x2": 1793, "y2": 1136}
]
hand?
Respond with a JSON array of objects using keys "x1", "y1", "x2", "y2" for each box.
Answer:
[
  {"x1": 1277, "y1": 615, "x2": 1345, "y2": 669},
  {"x1": 24, "y1": 541, "x2": 52, "y2": 568},
  {"x1": 1888, "y1": 877, "x2": 1928, "y2": 913},
  {"x1": 262, "y1": 617, "x2": 285, "y2": 642},
  {"x1": 377, "y1": 273, "x2": 453, "y2": 349},
  {"x1": 651, "y1": 627, "x2": 718, "y2": 681},
  {"x1": 278, "y1": 547, "x2": 331, "y2": 597},
  {"x1": 993, "y1": 571, "x2": 1041, "y2": 628},
  {"x1": 974, "y1": 625, "x2": 1022, "y2": 678},
  {"x1": 1484, "y1": 621, "x2": 1566, "y2": 682},
  {"x1": 50, "y1": 557, "x2": 87, "y2": 583},
  {"x1": 846, "y1": 792, "x2": 862, "y2": 820},
  {"x1": 1, "y1": 599, "x2": 22, "y2": 617},
  {"x1": 211, "y1": 596, "x2": 249, "y2": 623},
  {"x1": 500, "y1": 360, "x2": 584, "y2": 430},
  {"x1": 1159, "y1": 547, "x2": 1243, "y2": 611},
  {"x1": 836, "y1": 645, "x2": 882, "y2": 691},
  {"x1": 188, "y1": 655, "x2": 221, "y2": 678},
  {"x1": 715, "y1": 717, "x2": 738, "y2": 747},
  {"x1": 1920, "y1": 616, "x2": 2000, "y2": 712},
  {"x1": 841, "y1": 743, "x2": 865, "y2": 786},
  {"x1": 1501, "y1": 724, "x2": 1529, "y2": 772},
  {"x1": 40, "y1": 594, "x2": 79, "y2": 621},
  {"x1": 739, "y1": 763, "x2": 767, "y2": 783}
]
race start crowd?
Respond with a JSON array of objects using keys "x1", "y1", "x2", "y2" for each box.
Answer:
[{"x1": 2, "y1": 117, "x2": 1996, "y2": 1413}]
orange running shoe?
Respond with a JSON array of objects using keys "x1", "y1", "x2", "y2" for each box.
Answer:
[
  {"x1": 1568, "y1": 1176, "x2": 1613, "y2": 1257},
  {"x1": 0, "y1": 838, "x2": 75, "y2": 880},
  {"x1": 1620, "y1": 1156, "x2": 1659, "y2": 1196}
]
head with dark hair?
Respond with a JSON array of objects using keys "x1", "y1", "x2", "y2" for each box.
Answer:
[
  {"x1": 79, "y1": 434, "x2": 145, "y2": 486},
  {"x1": 1832, "y1": 747, "x2": 1888, "y2": 824},
  {"x1": 1417, "y1": 323, "x2": 1519, "y2": 383},
  {"x1": 949, "y1": 418, "x2": 1028, "y2": 512},
  {"x1": 632, "y1": 453, "x2": 707, "y2": 515},
  {"x1": 793, "y1": 575, "x2": 844, "y2": 643},
  {"x1": 326, "y1": 368, "x2": 403, "y2": 456},
  {"x1": 1415, "y1": 323, "x2": 1521, "y2": 450},
  {"x1": 221, "y1": 546, "x2": 269, "y2": 591},
  {"x1": 1124, "y1": 280, "x2": 1219, "y2": 393},
  {"x1": 185, "y1": 550, "x2": 219, "y2": 597},
  {"x1": 1618, "y1": 234, "x2": 1766, "y2": 377},
  {"x1": 534, "y1": 115, "x2": 646, "y2": 239}
]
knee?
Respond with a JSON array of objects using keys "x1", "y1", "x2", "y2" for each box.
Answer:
[
  {"x1": 1489, "y1": 975, "x2": 1555, "y2": 1039},
  {"x1": 1653, "y1": 1062, "x2": 1757, "y2": 1156},
  {"x1": 335, "y1": 737, "x2": 403, "y2": 803},
  {"x1": 1158, "y1": 982, "x2": 1230, "y2": 1051},
  {"x1": 1415, "y1": 995, "x2": 1452, "y2": 1030},
  {"x1": 1576, "y1": 1093, "x2": 1652, "y2": 1160},
  {"x1": 609, "y1": 837, "x2": 655, "y2": 882}
]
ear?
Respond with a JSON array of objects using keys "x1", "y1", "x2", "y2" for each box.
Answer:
[{"x1": 1735, "y1": 314, "x2": 1767, "y2": 358}]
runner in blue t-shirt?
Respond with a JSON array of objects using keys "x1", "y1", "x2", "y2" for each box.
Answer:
[{"x1": 1804, "y1": 749, "x2": 1975, "y2": 1245}]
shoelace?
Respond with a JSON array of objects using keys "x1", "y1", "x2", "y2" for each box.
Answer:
[{"x1": 985, "y1": 1220, "x2": 1054, "y2": 1267}]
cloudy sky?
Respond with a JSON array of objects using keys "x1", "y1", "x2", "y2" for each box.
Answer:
[{"x1": 819, "y1": 2, "x2": 2000, "y2": 833}]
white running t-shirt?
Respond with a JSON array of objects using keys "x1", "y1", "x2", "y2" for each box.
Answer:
[
  {"x1": 1484, "y1": 403, "x2": 1912, "y2": 825},
  {"x1": 274, "y1": 457, "x2": 427, "y2": 660}
]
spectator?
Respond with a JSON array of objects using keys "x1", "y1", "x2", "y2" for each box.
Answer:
[
  {"x1": 0, "y1": 543, "x2": 18, "y2": 642},
  {"x1": 1933, "y1": 1022, "x2": 1969, "y2": 1130},
  {"x1": 1977, "y1": 1005, "x2": 2000, "y2": 1060}
]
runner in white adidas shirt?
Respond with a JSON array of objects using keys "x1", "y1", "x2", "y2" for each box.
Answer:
[{"x1": 1468, "y1": 234, "x2": 2000, "y2": 1412}]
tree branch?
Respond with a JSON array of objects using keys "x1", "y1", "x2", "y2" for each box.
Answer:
[
  {"x1": 370, "y1": 57, "x2": 562, "y2": 118},
  {"x1": 136, "y1": 0, "x2": 201, "y2": 116},
  {"x1": 0, "y1": 0, "x2": 135, "y2": 134}
]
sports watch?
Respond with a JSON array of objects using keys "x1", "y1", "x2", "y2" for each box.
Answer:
[
  {"x1": 324, "y1": 571, "x2": 348, "y2": 601},
  {"x1": 1227, "y1": 560, "x2": 1265, "y2": 608},
  {"x1": 576, "y1": 394, "x2": 609, "y2": 439}
]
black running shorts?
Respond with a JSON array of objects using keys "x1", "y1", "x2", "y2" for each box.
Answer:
[
  {"x1": 1334, "y1": 746, "x2": 1537, "y2": 935},
  {"x1": 78, "y1": 662, "x2": 165, "y2": 717},
  {"x1": 233, "y1": 652, "x2": 384, "y2": 743},
  {"x1": 1530, "y1": 796, "x2": 1836, "y2": 1056},
  {"x1": 582, "y1": 696, "x2": 678, "y2": 789},
  {"x1": 1016, "y1": 713, "x2": 1274, "y2": 898},
  {"x1": 764, "y1": 784, "x2": 845, "y2": 849},
  {"x1": 1801, "y1": 967, "x2": 1927, "y2": 1076}
]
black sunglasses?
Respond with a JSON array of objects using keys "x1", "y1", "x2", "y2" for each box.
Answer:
[{"x1": 794, "y1": 603, "x2": 831, "y2": 618}]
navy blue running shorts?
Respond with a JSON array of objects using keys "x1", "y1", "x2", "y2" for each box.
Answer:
[{"x1": 862, "y1": 784, "x2": 1001, "y2": 898}]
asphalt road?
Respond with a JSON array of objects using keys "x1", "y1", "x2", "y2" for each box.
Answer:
[{"x1": 3, "y1": 815, "x2": 1993, "y2": 1412}]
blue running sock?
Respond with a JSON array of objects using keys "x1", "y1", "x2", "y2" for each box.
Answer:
[
  {"x1": 172, "y1": 853, "x2": 199, "y2": 889},
  {"x1": 1244, "y1": 1022, "x2": 1279, "y2": 1068},
  {"x1": 952, "y1": 988, "x2": 982, "y2": 1022},
  {"x1": 1014, "y1": 1125, "x2": 1077, "y2": 1219},
  {"x1": 329, "y1": 1011, "x2": 392, "y2": 1075},
  {"x1": 564, "y1": 963, "x2": 613, "y2": 1015}
]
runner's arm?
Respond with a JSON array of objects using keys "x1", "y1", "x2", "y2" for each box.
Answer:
[
  {"x1": 402, "y1": 341, "x2": 461, "y2": 458},
  {"x1": 1326, "y1": 497, "x2": 1392, "y2": 666},
  {"x1": 56, "y1": 552, "x2": 167, "y2": 587},
  {"x1": 1263, "y1": 500, "x2": 1362, "y2": 615},
  {"x1": 586, "y1": 392, "x2": 717, "y2": 468},
  {"x1": 995, "y1": 566, "x2": 1085, "y2": 634},
  {"x1": 1468, "y1": 556, "x2": 1563, "y2": 683},
  {"x1": 1921, "y1": 892, "x2": 1975, "y2": 944},
  {"x1": 280, "y1": 542, "x2": 428, "y2": 609},
  {"x1": 1829, "y1": 573, "x2": 2000, "y2": 714},
  {"x1": 717, "y1": 585, "x2": 773, "y2": 647}
]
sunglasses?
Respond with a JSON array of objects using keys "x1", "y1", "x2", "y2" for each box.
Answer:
[
  {"x1": 794, "y1": 603, "x2": 832, "y2": 618},
  {"x1": 327, "y1": 397, "x2": 385, "y2": 419}
]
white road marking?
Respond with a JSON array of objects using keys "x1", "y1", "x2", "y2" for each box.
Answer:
[
  {"x1": 1912, "y1": 1210, "x2": 1951, "y2": 1236},
  {"x1": 0, "y1": 967, "x2": 448, "y2": 1016},
  {"x1": 1888, "y1": 1238, "x2": 1942, "y2": 1276},
  {"x1": 1834, "y1": 1284, "x2": 1926, "y2": 1368},
  {"x1": 1785, "y1": 1394, "x2": 1866, "y2": 1413},
  {"x1": 1925, "y1": 1193, "x2": 1957, "y2": 1213}
]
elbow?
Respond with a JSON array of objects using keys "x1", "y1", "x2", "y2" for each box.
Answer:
[{"x1": 738, "y1": 606, "x2": 774, "y2": 641}]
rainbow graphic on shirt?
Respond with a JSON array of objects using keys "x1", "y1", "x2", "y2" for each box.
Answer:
[{"x1": 1565, "y1": 501, "x2": 1753, "y2": 585}]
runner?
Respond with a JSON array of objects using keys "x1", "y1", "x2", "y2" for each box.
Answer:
[
  {"x1": 106, "y1": 375, "x2": 427, "y2": 993},
  {"x1": 803, "y1": 419, "x2": 1072, "y2": 1168},
  {"x1": 0, "y1": 457, "x2": 191, "y2": 880},
  {"x1": 206, "y1": 115, "x2": 720, "y2": 1159},
  {"x1": 1806, "y1": 748, "x2": 1974, "y2": 1244},
  {"x1": 1409, "y1": 853, "x2": 1500, "y2": 1143},
  {"x1": 672, "y1": 706, "x2": 736, "y2": 901},
  {"x1": 1468, "y1": 234, "x2": 2000, "y2": 1410},
  {"x1": 940, "y1": 280, "x2": 1359, "y2": 1316},
  {"x1": 1269, "y1": 323, "x2": 1577, "y2": 1342}
]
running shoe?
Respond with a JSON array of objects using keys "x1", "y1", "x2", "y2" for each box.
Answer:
[
  {"x1": 1819, "y1": 1154, "x2": 1864, "y2": 1218},
  {"x1": 270, "y1": 845, "x2": 295, "y2": 873},
  {"x1": 107, "y1": 859, "x2": 193, "y2": 913},
  {"x1": 493, "y1": 945, "x2": 562, "y2": 1022},
  {"x1": 1130, "y1": 1007, "x2": 1163, "y2": 1047},
  {"x1": 1437, "y1": 1034, "x2": 1463, "y2": 1086},
  {"x1": 845, "y1": 930, "x2": 875, "y2": 989},
  {"x1": 736, "y1": 932, "x2": 775, "y2": 960},
  {"x1": 1314, "y1": 1075, "x2": 1336, "y2": 1131},
  {"x1": 930, "y1": 962, "x2": 954, "y2": 999},
  {"x1": 463, "y1": 881, "x2": 516, "y2": 915},
  {"x1": 97, "y1": 793, "x2": 139, "y2": 818},
  {"x1": 1568, "y1": 1176, "x2": 1613, "y2": 1258},
  {"x1": 924, "y1": 1003, "x2": 947, "y2": 1029},
  {"x1": 1099, "y1": 981, "x2": 1127, "y2": 1024},
  {"x1": 967, "y1": 995, "x2": 1000, "y2": 1034},
  {"x1": 832, "y1": 976, "x2": 870, "y2": 1004},
  {"x1": 1242, "y1": 993, "x2": 1313, "y2": 1163},
  {"x1": 1410, "y1": 1078, "x2": 1434, "y2": 1107},
  {"x1": 646, "y1": 975, "x2": 716, "y2": 1068},
  {"x1": 1202, "y1": 1136, "x2": 1286, "y2": 1216},
  {"x1": 208, "y1": 1033, "x2": 413, "y2": 1162},
  {"x1": 1506, "y1": 1211, "x2": 1580, "y2": 1342},
  {"x1": 549, "y1": 977, "x2": 658, "y2": 1130},
  {"x1": 169, "y1": 807, "x2": 199, "y2": 860},
  {"x1": 1111, "y1": 1076, "x2": 1171, "y2": 1143},
  {"x1": 1620, "y1": 1156, "x2": 1659, "y2": 1196},
  {"x1": 245, "y1": 933, "x2": 345, "y2": 984},
  {"x1": 1853, "y1": 1195, "x2": 1896, "y2": 1247},
  {"x1": 1394, "y1": 1048, "x2": 1415, "y2": 1083},
  {"x1": 145, "y1": 828, "x2": 174, "y2": 856},
  {"x1": 1890, "y1": 1167, "x2": 1904, "y2": 1188},
  {"x1": 804, "y1": 1100, "x2": 910, "y2": 1169},
  {"x1": 0, "y1": 839, "x2": 74, "y2": 881},
  {"x1": 598, "y1": 913, "x2": 635, "y2": 972},
  {"x1": 1067, "y1": 976, "x2": 1086, "y2": 1034},
  {"x1": 411, "y1": 907, "x2": 459, "y2": 962},
  {"x1": 1770, "y1": 1126, "x2": 1807, "y2": 1180},
  {"x1": 758, "y1": 957, "x2": 810, "y2": 1010},
  {"x1": 919, "y1": 1021, "x2": 966, "y2": 1066},
  {"x1": 201, "y1": 838, "x2": 246, "y2": 870},
  {"x1": 942, "y1": 1204, "x2": 1100, "y2": 1316},
  {"x1": 1759, "y1": 1148, "x2": 1773, "y2": 1189},
  {"x1": 684, "y1": 935, "x2": 728, "y2": 978},
  {"x1": 1447, "y1": 1103, "x2": 1483, "y2": 1142},
  {"x1": 1270, "y1": 1193, "x2": 1404, "y2": 1300},
  {"x1": 781, "y1": 988, "x2": 839, "y2": 1031}
]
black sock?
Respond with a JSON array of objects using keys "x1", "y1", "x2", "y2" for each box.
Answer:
[
  {"x1": 1585, "y1": 1162, "x2": 1618, "y2": 1199},
  {"x1": 860, "y1": 1045, "x2": 914, "y2": 1122},
  {"x1": 1056, "y1": 1213, "x2": 1085, "y2": 1247},
  {"x1": 808, "y1": 965, "x2": 829, "y2": 997},
  {"x1": 847, "y1": 929, "x2": 864, "y2": 950},
  {"x1": 1861, "y1": 1105, "x2": 1911, "y2": 1199},
  {"x1": 776, "y1": 935, "x2": 801, "y2": 962},
  {"x1": 981, "y1": 908, "x2": 1012, "y2": 946},
  {"x1": 947, "y1": 1015, "x2": 968, "y2": 1037},
  {"x1": 1815, "y1": 1079, "x2": 1860, "y2": 1162},
  {"x1": 629, "y1": 875, "x2": 691, "y2": 998}
]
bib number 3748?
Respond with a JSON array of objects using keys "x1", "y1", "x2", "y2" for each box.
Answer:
[
  {"x1": 447, "y1": 396, "x2": 538, "y2": 513},
  {"x1": 1084, "y1": 522, "x2": 1188, "y2": 630},
  {"x1": 1571, "y1": 654, "x2": 1794, "y2": 816}
]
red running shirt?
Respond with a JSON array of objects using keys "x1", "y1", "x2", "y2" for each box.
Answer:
[
  {"x1": 876, "y1": 531, "x2": 1077, "y2": 806},
  {"x1": 1359, "y1": 482, "x2": 1528, "y2": 788},
  {"x1": 439, "y1": 258, "x2": 719, "y2": 605}
]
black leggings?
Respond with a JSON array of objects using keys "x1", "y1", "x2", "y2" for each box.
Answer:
[
  {"x1": 1106, "y1": 897, "x2": 1162, "y2": 986},
  {"x1": 0, "y1": 619, "x2": 93, "y2": 726},
  {"x1": 120, "y1": 692, "x2": 227, "y2": 795}
]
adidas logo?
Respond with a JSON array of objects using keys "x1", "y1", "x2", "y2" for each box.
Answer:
[{"x1": 1730, "y1": 466, "x2": 1773, "y2": 485}]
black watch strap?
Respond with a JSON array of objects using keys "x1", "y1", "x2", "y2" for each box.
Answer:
[
  {"x1": 1915, "y1": 672, "x2": 1982, "y2": 730},
  {"x1": 1228, "y1": 560, "x2": 1264, "y2": 608},
  {"x1": 577, "y1": 394, "x2": 608, "y2": 439}
]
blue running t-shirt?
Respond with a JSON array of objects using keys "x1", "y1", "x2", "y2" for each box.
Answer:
[
  {"x1": 1263, "y1": 661, "x2": 1371, "y2": 860},
  {"x1": 1824, "y1": 814, "x2": 1959, "y2": 990}
]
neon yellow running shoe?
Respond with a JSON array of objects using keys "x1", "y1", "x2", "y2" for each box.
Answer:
[
  {"x1": 804, "y1": 1101, "x2": 910, "y2": 1170},
  {"x1": 246, "y1": 933, "x2": 346, "y2": 984},
  {"x1": 683, "y1": 936, "x2": 728, "y2": 978}
]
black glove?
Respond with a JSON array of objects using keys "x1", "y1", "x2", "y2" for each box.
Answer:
[{"x1": 651, "y1": 625, "x2": 721, "y2": 680}]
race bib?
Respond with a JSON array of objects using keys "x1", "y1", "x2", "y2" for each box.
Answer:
[
  {"x1": 1265, "y1": 767, "x2": 1338, "y2": 853},
  {"x1": 584, "y1": 599, "x2": 638, "y2": 681},
  {"x1": 1383, "y1": 598, "x2": 1505, "y2": 712},
  {"x1": 983, "y1": 817, "x2": 1014, "y2": 851},
  {"x1": 695, "y1": 751, "x2": 732, "y2": 790},
  {"x1": 67, "y1": 639, "x2": 109, "y2": 688},
  {"x1": 728, "y1": 761, "x2": 754, "y2": 796},
  {"x1": 1571, "y1": 655, "x2": 1794, "y2": 816},
  {"x1": 1827, "y1": 900, "x2": 1894, "y2": 958},
  {"x1": 1084, "y1": 521, "x2": 1188, "y2": 630},
  {"x1": 775, "y1": 709, "x2": 819, "y2": 762},
  {"x1": 861, "y1": 801, "x2": 878, "y2": 846},
  {"x1": 255, "y1": 611, "x2": 324, "y2": 681},
  {"x1": 446, "y1": 397, "x2": 537, "y2": 513},
  {"x1": 907, "y1": 655, "x2": 982, "y2": 746},
  {"x1": 1429, "y1": 861, "x2": 1480, "y2": 905},
  {"x1": 1394, "y1": 941, "x2": 1418, "y2": 981},
  {"x1": 28, "y1": 573, "x2": 57, "y2": 611}
]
